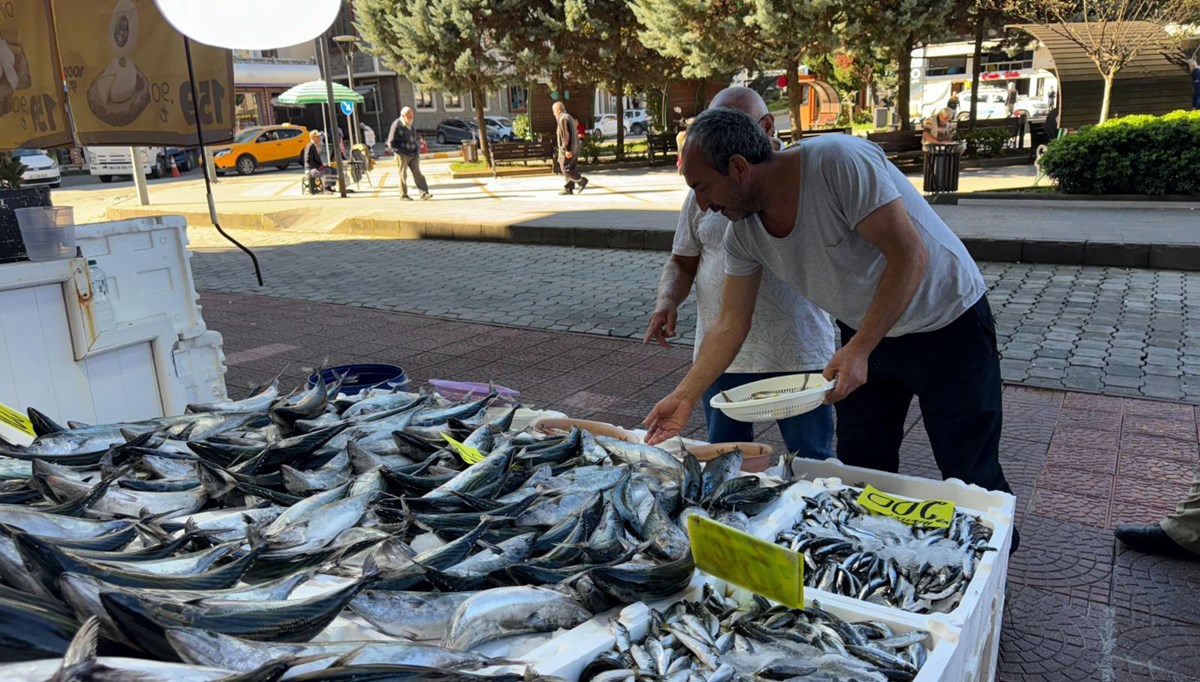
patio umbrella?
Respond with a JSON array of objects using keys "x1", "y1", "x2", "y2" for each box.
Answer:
[{"x1": 277, "y1": 81, "x2": 365, "y2": 105}]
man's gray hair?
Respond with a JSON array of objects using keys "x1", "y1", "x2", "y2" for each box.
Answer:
[{"x1": 684, "y1": 108, "x2": 773, "y2": 175}]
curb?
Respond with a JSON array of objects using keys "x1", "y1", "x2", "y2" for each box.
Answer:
[
  {"x1": 108, "y1": 206, "x2": 1200, "y2": 272},
  {"x1": 941, "y1": 193, "x2": 1200, "y2": 210}
]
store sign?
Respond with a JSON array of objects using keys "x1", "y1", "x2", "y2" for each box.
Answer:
[
  {"x1": 857, "y1": 484, "x2": 955, "y2": 529},
  {"x1": 981, "y1": 71, "x2": 1022, "y2": 81},
  {"x1": 0, "y1": 0, "x2": 72, "y2": 150},
  {"x1": 689, "y1": 515, "x2": 804, "y2": 608},
  {"x1": 52, "y1": 0, "x2": 234, "y2": 146}
]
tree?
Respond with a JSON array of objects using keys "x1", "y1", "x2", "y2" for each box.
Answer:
[
  {"x1": 633, "y1": 0, "x2": 844, "y2": 135},
  {"x1": 355, "y1": 0, "x2": 516, "y2": 165},
  {"x1": 565, "y1": 0, "x2": 679, "y2": 156},
  {"x1": 842, "y1": 0, "x2": 958, "y2": 129},
  {"x1": 1000, "y1": 0, "x2": 1200, "y2": 122}
]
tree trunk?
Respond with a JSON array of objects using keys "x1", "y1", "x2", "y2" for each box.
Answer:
[
  {"x1": 896, "y1": 34, "x2": 914, "y2": 131},
  {"x1": 787, "y1": 58, "x2": 803, "y2": 136},
  {"x1": 1099, "y1": 72, "x2": 1114, "y2": 123},
  {"x1": 473, "y1": 87, "x2": 492, "y2": 167},
  {"x1": 615, "y1": 78, "x2": 626, "y2": 161},
  {"x1": 969, "y1": 14, "x2": 986, "y2": 131}
]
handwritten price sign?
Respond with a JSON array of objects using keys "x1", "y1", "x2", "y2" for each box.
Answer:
[{"x1": 856, "y1": 484, "x2": 956, "y2": 529}]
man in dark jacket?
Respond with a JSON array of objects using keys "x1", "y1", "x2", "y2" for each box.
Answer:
[
  {"x1": 553, "y1": 101, "x2": 588, "y2": 195},
  {"x1": 303, "y1": 131, "x2": 333, "y2": 194},
  {"x1": 386, "y1": 106, "x2": 431, "y2": 201}
]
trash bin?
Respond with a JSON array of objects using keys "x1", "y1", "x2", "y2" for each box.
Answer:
[
  {"x1": 460, "y1": 141, "x2": 478, "y2": 163},
  {"x1": 923, "y1": 142, "x2": 963, "y2": 193}
]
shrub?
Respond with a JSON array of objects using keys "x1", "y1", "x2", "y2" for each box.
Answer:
[
  {"x1": 1038, "y1": 110, "x2": 1200, "y2": 195},
  {"x1": 512, "y1": 114, "x2": 531, "y2": 141},
  {"x1": 853, "y1": 109, "x2": 874, "y2": 126},
  {"x1": 956, "y1": 127, "x2": 1010, "y2": 159}
]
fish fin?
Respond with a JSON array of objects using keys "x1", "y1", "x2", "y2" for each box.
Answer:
[
  {"x1": 26, "y1": 407, "x2": 67, "y2": 437},
  {"x1": 330, "y1": 644, "x2": 369, "y2": 668},
  {"x1": 50, "y1": 615, "x2": 99, "y2": 682}
]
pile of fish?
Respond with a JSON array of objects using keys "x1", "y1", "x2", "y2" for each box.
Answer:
[
  {"x1": 581, "y1": 583, "x2": 930, "y2": 682},
  {"x1": 775, "y1": 488, "x2": 994, "y2": 613},
  {"x1": 0, "y1": 373, "x2": 790, "y2": 680}
]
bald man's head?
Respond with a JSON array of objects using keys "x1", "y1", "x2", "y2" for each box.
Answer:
[{"x1": 709, "y1": 86, "x2": 774, "y2": 139}]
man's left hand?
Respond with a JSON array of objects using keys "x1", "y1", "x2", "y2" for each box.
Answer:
[{"x1": 823, "y1": 344, "x2": 870, "y2": 403}]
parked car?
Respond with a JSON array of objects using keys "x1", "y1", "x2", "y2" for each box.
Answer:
[
  {"x1": 211, "y1": 124, "x2": 309, "y2": 176},
  {"x1": 590, "y1": 113, "x2": 626, "y2": 140},
  {"x1": 1014, "y1": 96, "x2": 1050, "y2": 118},
  {"x1": 484, "y1": 116, "x2": 517, "y2": 141},
  {"x1": 87, "y1": 147, "x2": 193, "y2": 182},
  {"x1": 623, "y1": 108, "x2": 649, "y2": 135},
  {"x1": 953, "y1": 88, "x2": 1008, "y2": 121},
  {"x1": 435, "y1": 118, "x2": 500, "y2": 145},
  {"x1": 13, "y1": 148, "x2": 60, "y2": 188}
]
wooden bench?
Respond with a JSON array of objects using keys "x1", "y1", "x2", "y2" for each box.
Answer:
[
  {"x1": 778, "y1": 127, "x2": 851, "y2": 144},
  {"x1": 968, "y1": 116, "x2": 1026, "y2": 152},
  {"x1": 866, "y1": 129, "x2": 925, "y2": 170},
  {"x1": 646, "y1": 133, "x2": 678, "y2": 166},
  {"x1": 487, "y1": 140, "x2": 555, "y2": 177}
]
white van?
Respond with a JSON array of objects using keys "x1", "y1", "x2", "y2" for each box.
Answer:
[{"x1": 86, "y1": 147, "x2": 193, "y2": 183}]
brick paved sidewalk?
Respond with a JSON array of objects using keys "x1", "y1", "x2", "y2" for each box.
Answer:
[{"x1": 202, "y1": 290, "x2": 1200, "y2": 682}]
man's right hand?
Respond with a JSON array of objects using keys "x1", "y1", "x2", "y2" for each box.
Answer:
[
  {"x1": 565, "y1": 151, "x2": 573, "y2": 159},
  {"x1": 643, "y1": 393, "x2": 694, "y2": 445},
  {"x1": 643, "y1": 306, "x2": 677, "y2": 348}
]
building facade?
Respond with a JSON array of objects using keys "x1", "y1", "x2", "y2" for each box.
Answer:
[{"x1": 909, "y1": 39, "x2": 1060, "y2": 120}]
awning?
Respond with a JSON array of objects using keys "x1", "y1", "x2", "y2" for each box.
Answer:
[
  {"x1": 233, "y1": 60, "x2": 321, "y2": 88},
  {"x1": 277, "y1": 81, "x2": 365, "y2": 105},
  {"x1": 1008, "y1": 22, "x2": 1192, "y2": 128}
]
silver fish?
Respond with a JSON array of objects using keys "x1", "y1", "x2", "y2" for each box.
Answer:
[{"x1": 444, "y1": 585, "x2": 591, "y2": 650}]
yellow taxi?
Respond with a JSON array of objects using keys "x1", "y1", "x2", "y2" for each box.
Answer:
[{"x1": 212, "y1": 124, "x2": 310, "y2": 176}]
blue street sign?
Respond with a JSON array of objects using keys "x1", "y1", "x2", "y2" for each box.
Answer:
[{"x1": 340, "y1": 101, "x2": 354, "y2": 116}]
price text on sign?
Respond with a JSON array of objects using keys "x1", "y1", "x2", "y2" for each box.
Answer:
[
  {"x1": 0, "y1": 402, "x2": 34, "y2": 437},
  {"x1": 688, "y1": 515, "x2": 804, "y2": 609},
  {"x1": 442, "y1": 433, "x2": 485, "y2": 465},
  {"x1": 856, "y1": 484, "x2": 955, "y2": 528}
]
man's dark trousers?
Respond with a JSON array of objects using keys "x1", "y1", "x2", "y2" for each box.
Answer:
[
  {"x1": 560, "y1": 154, "x2": 583, "y2": 191},
  {"x1": 834, "y1": 295, "x2": 1012, "y2": 495},
  {"x1": 397, "y1": 153, "x2": 429, "y2": 198}
]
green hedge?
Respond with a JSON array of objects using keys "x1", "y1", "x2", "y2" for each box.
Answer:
[{"x1": 1039, "y1": 110, "x2": 1200, "y2": 195}]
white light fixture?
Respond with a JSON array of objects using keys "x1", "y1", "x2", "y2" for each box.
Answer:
[{"x1": 154, "y1": 0, "x2": 341, "y2": 50}]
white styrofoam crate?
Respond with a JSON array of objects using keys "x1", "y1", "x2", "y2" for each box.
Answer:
[
  {"x1": 530, "y1": 573, "x2": 962, "y2": 682},
  {"x1": 762, "y1": 468, "x2": 1014, "y2": 682},
  {"x1": 173, "y1": 330, "x2": 229, "y2": 405},
  {"x1": 75, "y1": 215, "x2": 208, "y2": 340}
]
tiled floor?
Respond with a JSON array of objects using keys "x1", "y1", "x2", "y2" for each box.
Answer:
[{"x1": 200, "y1": 290, "x2": 1200, "y2": 682}]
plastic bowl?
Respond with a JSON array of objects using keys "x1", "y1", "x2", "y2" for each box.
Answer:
[
  {"x1": 428, "y1": 379, "x2": 519, "y2": 402},
  {"x1": 708, "y1": 373, "x2": 834, "y2": 423},
  {"x1": 306, "y1": 364, "x2": 407, "y2": 396},
  {"x1": 682, "y1": 442, "x2": 774, "y2": 473},
  {"x1": 528, "y1": 417, "x2": 640, "y2": 443}
]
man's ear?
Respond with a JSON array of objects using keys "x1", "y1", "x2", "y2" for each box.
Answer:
[{"x1": 728, "y1": 154, "x2": 752, "y2": 183}]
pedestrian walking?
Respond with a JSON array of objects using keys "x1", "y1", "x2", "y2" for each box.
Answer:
[
  {"x1": 1190, "y1": 59, "x2": 1200, "y2": 110},
  {"x1": 646, "y1": 87, "x2": 834, "y2": 459},
  {"x1": 386, "y1": 106, "x2": 431, "y2": 201},
  {"x1": 1005, "y1": 82, "x2": 1018, "y2": 117},
  {"x1": 553, "y1": 101, "x2": 588, "y2": 195},
  {"x1": 643, "y1": 107, "x2": 1017, "y2": 551}
]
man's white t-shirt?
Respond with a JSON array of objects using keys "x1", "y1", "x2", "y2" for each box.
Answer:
[
  {"x1": 673, "y1": 191, "x2": 834, "y2": 373},
  {"x1": 724, "y1": 135, "x2": 985, "y2": 337}
]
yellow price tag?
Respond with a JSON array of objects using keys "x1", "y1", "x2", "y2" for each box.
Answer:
[
  {"x1": 688, "y1": 515, "x2": 804, "y2": 609},
  {"x1": 442, "y1": 433, "x2": 485, "y2": 465},
  {"x1": 0, "y1": 401, "x2": 36, "y2": 447},
  {"x1": 856, "y1": 484, "x2": 955, "y2": 529}
]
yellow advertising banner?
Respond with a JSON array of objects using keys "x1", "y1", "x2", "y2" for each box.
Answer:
[
  {"x1": 52, "y1": 0, "x2": 234, "y2": 146},
  {"x1": 0, "y1": 0, "x2": 72, "y2": 150}
]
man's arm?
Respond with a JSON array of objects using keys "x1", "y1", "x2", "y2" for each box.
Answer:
[
  {"x1": 644, "y1": 255, "x2": 699, "y2": 348},
  {"x1": 823, "y1": 198, "x2": 927, "y2": 402},
  {"x1": 385, "y1": 118, "x2": 400, "y2": 150},
  {"x1": 643, "y1": 271, "x2": 761, "y2": 444}
]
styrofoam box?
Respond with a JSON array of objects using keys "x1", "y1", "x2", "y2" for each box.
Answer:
[
  {"x1": 772, "y1": 461, "x2": 1016, "y2": 682},
  {"x1": 528, "y1": 572, "x2": 961, "y2": 682},
  {"x1": 173, "y1": 330, "x2": 229, "y2": 405},
  {"x1": 75, "y1": 216, "x2": 208, "y2": 341}
]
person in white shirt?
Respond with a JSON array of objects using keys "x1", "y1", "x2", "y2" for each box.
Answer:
[{"x1": 645, "y1": 87, "x2": 834, "y2": 458}]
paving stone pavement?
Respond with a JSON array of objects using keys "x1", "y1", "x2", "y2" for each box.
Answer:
[
  {"x1": 201, "y1": 291, "x2": 1200, "y2": 682},
  {"x1": 188, "y1": 228, "x2": 1200, "y2": 403}
]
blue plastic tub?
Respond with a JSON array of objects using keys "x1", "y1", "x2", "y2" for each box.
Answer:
[{"x1": 307, "y1": 364, "x2": 408, "y2": 396}]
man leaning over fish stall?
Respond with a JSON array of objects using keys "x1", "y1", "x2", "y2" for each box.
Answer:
[
  {"x1": 645, "y1": 86, "x2": 835, "y2": 460},
  {"x1": 643, "y1": 108, "x2": 1016, "y2": 548}
]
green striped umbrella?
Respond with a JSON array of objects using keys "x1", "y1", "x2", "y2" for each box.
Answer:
[{"x1": 277, "y1": 80, "x2": 365, "y2": 105}]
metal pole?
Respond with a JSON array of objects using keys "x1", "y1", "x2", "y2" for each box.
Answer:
[
  {"x1": 316, "y1": 35, "x2": 347, "y2": 198},
  {"x1": 184, "y1": 37, "x2": 263, "y2": 286},
  {"x1": 129, "y1": 147, "x2": 150, "y2": 205},
  {"x1": 344, "y1": 49, "x2": 358, "y2": 148}
]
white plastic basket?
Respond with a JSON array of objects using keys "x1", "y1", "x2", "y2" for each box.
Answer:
[{"x1": 708, "y1": 373, "x2": 834, "y2": 422}]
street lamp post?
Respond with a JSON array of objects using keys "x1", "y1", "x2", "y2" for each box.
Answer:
[{"x1": 333, "y1": 35, "x2": 360, "y2": 149}]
